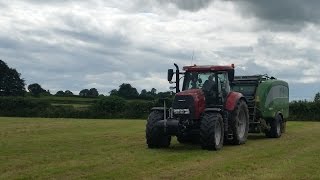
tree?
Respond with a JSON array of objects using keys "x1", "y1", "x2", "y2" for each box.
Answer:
[
  {"x1": 0, "y1": 60, "x2": 25, "y2": 96},
  {"x1": 157, "y1": 91, "x2": 173, "y2": 99},
  {"x1": 140, "y1": 89, "x2": 147, "y2": 98},
  {"x1": 89, "y1": 88, "x2": 99, "y2": 97},
  {"x1": 64, "y1": 90, "x2": 73, "y2": 96},
  {"x1": 28, "y1": 83, "x2": 46, "y2": 97},
  {"x1": 109, "y1": 89, "x2": 118, "y2": 96},
  {"x1": 314, "y1": 92, "x2": 320, "y2": 102},
  {"x1": 79, "y1": 89, "x2": 90, "y2": 97},
  {"x1": 118, "y1": 83, "x2": 139, "y2": 99},
  {"x1": 55, "y1": 90, "x2": 65, "y2": 96},
  {"x1": 150, "y1": 88, "x2": 157, "y2": 95}
]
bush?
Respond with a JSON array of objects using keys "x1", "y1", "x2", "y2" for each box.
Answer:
[
  {"x1": 125, "y1": 100, "x2": 155, "y2": 119},
  {"x1": 91, "y1": 96, "x2": 127, "y2": 118},
  {"x1": 289, "y1": 101, "x2": 320, "y2": 121},
  {"x1": 0, "y1": 97, "x2": 51, "y2": 117}
]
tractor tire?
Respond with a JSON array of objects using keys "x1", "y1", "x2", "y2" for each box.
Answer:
[
  {"x1": 229, "y1": 100, "x2": 249, "y2": 145},
  {"x1": 200, "y1": 112, "x2": 224, "y2": 151},
  {"x1": 266, "y1": 114, "x2": 282, "y2": 138},
  {"x1": 146, "y1": 111, "x2": 171, "y2": 148}
]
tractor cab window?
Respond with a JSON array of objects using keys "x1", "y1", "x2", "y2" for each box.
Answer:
[
  {"x1": 183, "y1": 72, "x2": 217, "y2": 91},
  {"x1": 217, "y1": 72, "x2": 230, "y2": 99},
  {"x1": 183, "y1": 71, "x2": 230, "y2": 106}
]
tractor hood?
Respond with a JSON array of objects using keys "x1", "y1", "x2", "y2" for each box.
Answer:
[
  {"x1": 176, "y1": 89, "x2": 205, "y2": 99},
  {"x1": 173, "y1": 89, "x2": 206, "y2": 119}
]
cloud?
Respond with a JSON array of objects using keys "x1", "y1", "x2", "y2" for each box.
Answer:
[
  {"x1": 0, "y1": 0, "x2": 320, "y2": 100},
  {"x1": 234, "y1": 0, "x2": 320, "y2": 31},
  {"x1": 157, "y1": 0, "x2": 215, "y2": 12}
]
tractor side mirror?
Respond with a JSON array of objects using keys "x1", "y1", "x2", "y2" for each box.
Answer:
[{"x1": 168, "y1": 69, "x2": 174, "y2": 81}]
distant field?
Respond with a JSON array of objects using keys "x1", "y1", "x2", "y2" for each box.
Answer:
[
  {"x1": 0, "y1": 118, "x2": 320, "y2": 179},
  {"x1": 31, "y1": 96, "x2": 98, "y2": 103},
  {"x1": 30, "y1": 96, "x2": 98, "y2": 109}
]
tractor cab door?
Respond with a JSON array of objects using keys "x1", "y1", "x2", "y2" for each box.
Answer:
[
  {"x1": 217, "y1": 72, "x2": 231, "y2": 103},
  {"x1": 202, "y1": 72, "x2": 230, "y2": 107}
]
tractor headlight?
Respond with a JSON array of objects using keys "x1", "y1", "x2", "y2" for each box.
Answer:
[{"x1": 173, "y1": 109, "x2": 190, "y2": 114}]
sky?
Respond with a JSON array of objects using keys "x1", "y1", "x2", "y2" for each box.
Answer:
[{"x1": 1, "y1": 0, "x2": 320, "y2": 100}]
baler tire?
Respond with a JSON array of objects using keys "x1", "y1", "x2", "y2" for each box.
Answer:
[
  {"x1": 200, "y1": 112, "x2": 224, "y2": 151},
  {"x1": 229, "y1": 100, "x2": 249, "y2": 145},
  {"x1": 146, "y1": 111, "x2": 171, "y2": 148},
  {"x1": 266, "y1": 114, "x2": 282, "y2": 138}
]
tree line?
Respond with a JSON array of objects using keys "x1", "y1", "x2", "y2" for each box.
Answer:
[
  {"x1": 2, "y1": 59, "x2": 320, "y2": 120},
  {"x1": 0, "y1": 59, "x2": 170, "y2": 99}
]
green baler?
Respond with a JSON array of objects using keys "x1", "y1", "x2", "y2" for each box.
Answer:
[{"x1": 232, "y1": 75, "x2": 289, "y2": 138}]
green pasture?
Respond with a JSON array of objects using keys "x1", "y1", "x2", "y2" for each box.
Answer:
[{"x1": 0, "y1": 118, "x2": 319, "y2": 179}]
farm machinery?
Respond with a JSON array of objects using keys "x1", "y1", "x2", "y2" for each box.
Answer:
[{"x1": 146, "y1": 63, "x2": 289, "y2": 150}]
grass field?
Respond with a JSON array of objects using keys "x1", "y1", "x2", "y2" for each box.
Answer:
[{"x1": 1, "y1": 118, "x2": 320, "y2": 179}]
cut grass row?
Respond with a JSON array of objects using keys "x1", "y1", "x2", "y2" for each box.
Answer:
[{"x1": 0, "y1": 118, "x2": 319, "y2": 179}]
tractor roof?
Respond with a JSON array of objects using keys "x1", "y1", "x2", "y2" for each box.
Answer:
[{"x1": 183, "y1": 65, "x2": 234, "y2": 72}]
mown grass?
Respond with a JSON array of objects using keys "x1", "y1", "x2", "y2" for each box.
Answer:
[{"x1": 0, "y1": 118, "x2": 319, "y2": 179}]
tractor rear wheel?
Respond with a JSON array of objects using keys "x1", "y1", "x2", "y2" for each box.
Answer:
[
  {"x1": 200, "y1": 112, "x2": 224, "y2": 151},
  {"x1": 146, "y1": 111, "x2": 171, "y2": 148},
  {"x1": 229, "y1": 100, "x2": 249, "y2": 145},
  {"x1": 266, "y1": 114, "x2": 282, "y2": 138}
]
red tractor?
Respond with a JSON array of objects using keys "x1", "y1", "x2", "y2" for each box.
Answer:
[{"x1": 146, "y1": 63, "x2": 249, "y2": 150}]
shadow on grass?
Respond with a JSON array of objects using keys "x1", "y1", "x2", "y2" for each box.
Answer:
[
  {"x1": 146, "y1": 134, "x2": 271, "y2": 152},
  {"x1": 248, "y1": 134, "x2": 267, "y2": 141}
]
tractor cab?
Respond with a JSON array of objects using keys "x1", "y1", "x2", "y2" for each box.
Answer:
[{"x1": 168, "y1": 64, "x2": 235, "y2": 108}]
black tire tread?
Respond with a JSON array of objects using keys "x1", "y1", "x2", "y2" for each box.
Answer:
[
  {"x1": 200, "y1": 112, "x2": 224, "y2": 151},
  {"x1": 229, "y1": 100, "x2": 249, "y2": 145},
  {"x1": 266, "y1": 114, "x2": 282, "y2": 138},
  {"x1": 146, "y1": 111, "x2": 171, "y2": 148}
]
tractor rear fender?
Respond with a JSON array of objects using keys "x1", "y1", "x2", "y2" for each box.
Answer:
[{"x1": 225, "y1": 92, "x2": 247, "y2": 111}]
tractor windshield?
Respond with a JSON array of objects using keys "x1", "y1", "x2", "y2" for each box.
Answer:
[
  {"x1": 183, "y1": 72, "x2": 217, "y2": 91},
  {"x1": 183, "y1": 71, "x2": 230, "y2": 106}
]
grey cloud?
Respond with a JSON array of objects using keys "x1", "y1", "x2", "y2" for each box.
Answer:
[
  {"x1": 234, "y1": 0, "x2": 320, "y2": 31},
  {"x1": 158, "y1": 0, "x2": 214, "y2": 12},
  {"x1": 0, "y1": 2, "x2": 7, "y2": 9}
]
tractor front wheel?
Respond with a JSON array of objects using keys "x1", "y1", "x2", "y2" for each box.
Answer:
[
  {"x1": 146, "y1": 111, "x2": 171, "y2": 148},
  {"x1": 200, "y1": 112, "x2": 224, "y2": 151}
]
